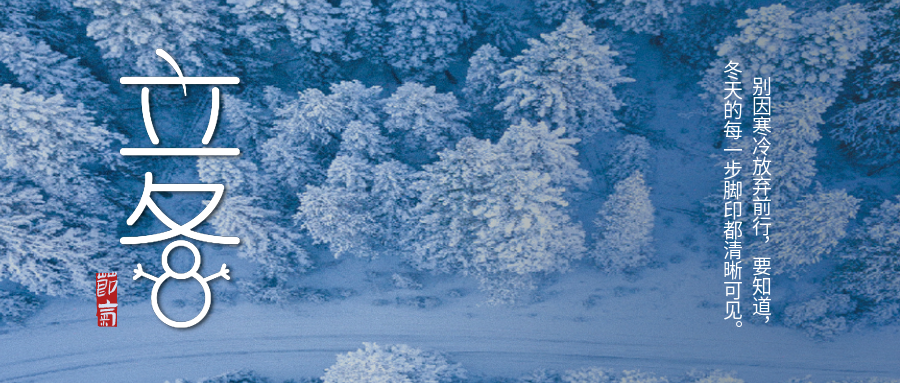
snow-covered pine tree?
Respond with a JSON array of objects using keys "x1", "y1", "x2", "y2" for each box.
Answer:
[
  {"x1": 606, "y1": 134, "x2": 652, "y2": 186},
  {"x1": 533, "y1": 0, "x2": 591, "y2": 25},
  {"x1": 535, "y1": 0, "x2": 721, "y2": 34},
  {"x1": 846, "y1": 0, "x2": 900, "y2": 101},
  {"x1": 369, "y1": 160, "x2": 416, "y2": 246},
  {"x1": 0, "y1": 177, "x2": 127, "y2": 297},
  {"x1": 764, "y1": 98, "x2": 827, "y2": 202},
  {"x1": 704, "y1": 4, "x2": 870, "y2": 106},
  {"x1": 383, "y1": 82, "x2": 470, "y2": 162},
  {"x1": 224, "y1": 0, "x2": 287, "y2": 49},
  {"x1": 830, "y1": 1, "x2": 900, "y2": 168},
  {"x1": 339, "y1": 121, "x2": 391, "y2": 162},
  {"x1": 168, "y1": 369, "x2": 270, "y2": 383},
  {"x1": 219, "y1": 92, "x2": 271, "y2": 156},
  {"x1": 610, "y1": 370, "x2": 669, "y2": 383},
  {"x1": 296, "y1": 154, "x2": 415, "y2": 258},
  {"x1": 0, "y1": 289, "x2": 39, "y2": 323},
  {"x1": 462, "y1": 44, "x2": 508, "y2": 139},
  {"x1": 592, "y1": 171, "x2": 655, "y2": 272},
  {"x1": 328, "y1": 80, "x2": 383, "y2": 126},
  {"x1": 322, "y1": 343, "x2": 465, "y2": 383},
  {"x1": 497, "y1": 14, "x2": 632, "y2": 139},
  {"x1": 754, "y1": 190, "x2": 859, "y2": 275},
  {"x1": 525, "y1": 368, "x2": 670, "y2": 383},
  {"x1": 466, "y1": 3, "x2": 529, "y2": 54},
  {"x1": 463, "y1": 44, "x2": 508, "y2": 110},
  {"x1": 560, "y1": 367, "x2": 617, "y2": 383},
  {"x1": 197, "y1": 157, "x2": 262, "y2": 196},
  {"x1": 339, "y1": 0, "x2": 383, "y2": 62},
  {"x1": 270, "y1": 80, "x2": 383, "y2": 148},
  {"x1": 498, "y1": 120, "x2": 589, "y2": 190},
  {"x1": 0, "y1": 80, "x2": 134, "y2": 299},
  {"x1": 227, "y1": 0, "x2": 345, "y2": 55},
  {"x1": 75, "y1": 0, "x2": 234, "y2": 76},
  {"x1": 838, "y1": 196, "x2": 900, "y2": 317},
  {"x1": 703, "y1": 4, "x2": 869, "y2": 203},
  {"x1": 273, "y1": 87, "x2": 347, "y2": 147},
  {"x1": 260, "y1": 93, "x2": 332, "y2": 191},
  {"x1": 208, "y1": 195, "x2": 311, "y2": 284},
  {"x1": 405, "y1": 138, "x2": 503, "y2": 272},
  {"x1": 0, "y1": 0, "x2": 37, "y2": 32},
  {"x1": 782, "y1": 293, "x2": 855, "y2": 339},
  {"x1": 468, "y1": 163, "x2": 585, "y2": 276},
  {"x1": 384, "y1": 0, "x2": 473, "y2": 80},
  {"x1": 727, "y1": 97, "x2": 828, "y2": 205},
  {"x1": 831, "y1": 97, "x2": 900, "y2": 168},
  {"x1": 595, "y1": 0, "x2": 722, "y2": 35},
  {"x1": 0, "y1": 85, "x2": 124, "y2": 207},
  {"x1": 518, "y1": 368, "x2": 561, "y2": 383},
  {"x1": 0, "y1": 31, "x2": 109, "y2": 107},
  {"x1": 688, "y1": 370, "x2": 745, "y2": 383},
  {"x1": 407, "y1": 135, "x2": 585, "y2": 277},
  {"x1": 261, "y1": 80, "x2": 384, "y2": 192},
  {"x1": 0, "y1": 0, "x2": 84, "y2": 52},
  {"x1": 198, "y1": 150, "x2": 310, "y2": 285},
  {"x1": 296, "y1": 155, "x2": 378, "y2": 257}
]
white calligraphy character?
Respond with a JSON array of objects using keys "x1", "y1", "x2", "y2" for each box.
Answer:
[{"x1": 121, "y1": 172, "x2": 239, "y2": 245}]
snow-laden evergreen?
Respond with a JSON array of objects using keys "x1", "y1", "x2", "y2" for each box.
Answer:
[
  {"x1": 75, "y1": 0, "x2": 234, "y2": 76},
  {"x1": 0, "y1": 85, "x2": 123, "y2": 206},
  {"x1": 0, "y1": 31, "x2": 108, "y2": 106},
  {"x1": 521, "y1": 367, "x2": 672, "y2": 383},
  {"x1": 228, "y1": 0, "x2": 344, "y2": 55},
  {"x1": 220, "y1": 92, "x2": 271, "y2": 153},
  {"x1": 831, "y1": 97, "x2": 900, "y2": 168},
  {"x1": 597, "y1": 0, "x2": 723, "y2": 35},
  {"x1": 592, "y1": 171, "x2": 655, "y2": 272},
  {"x1": 533, "y1": 0, "x2": 591, "y2": 25},
  {"x1": 462, "y1": 44, "x2": 508, "y2": 111},
  {"x1": 830, "y1": 1, "x2": 900, "y2": 168},
  {"x1": 0, "y1": 178, "x2": 128, "y2": 297},
  {"x1": 606, "y1": 135, "x2": 651, "y2": 186},
  {"x1": 198, "y1": 157, "x2": 310, "y2": 283},
  {"x1": 753, "y1": 190, "x2": 859, "y2": 275},
  {"x1": 498, "y1": 120, "x2": 588, "y2": 190},
  {"x1": 838, "y1": 196, "x2": 900, "y2": 321},
  {"x1": 339, "y1": 121, "x2": 392, "y2": 161},
  {"x1": 339, "y1": 0, "x2": 382, "y2": 62},
  {"x1": 0, "y1": 289, "x2": 38, "y2": 323},
  {"x1": 384, "y1": 0, "x2": 473, "y2": 80},
  {"x1": 383, "y1": 82, "x2": 470, "y2": 160},
  {"x1": 727, "y1": 97, "x2": 828, "y2": 205},
  {"x1": 535, "y1": 0, "x2": 721, "y2": 35},
  {"x1": 406, "y1": 124, "x2": 586, "y2": 278},
  {"x1": 783, "y1": 293, "x2": 856, "y2": 340},
  {"x1": 466, "y1": 3, "x2": 529, "y2": 54},
  {"x1": 704, "y1": 4, "x2": 870, "y2": 105},
  {"x1": 210, "y1": 195, "x2": 311, "y2": 283},
  {"x1": 261, "y1": 98, "x2": 328, "y2": 191},
  {"x1": 322, "y1": 343, "x2": 465, "y2": 383},
  {"x1": 297, "y1": 152, "x2": 414, "y2": 258},
  {"x1": 462, "y1": 43, "x2": 509, "y2": 139},
  {"x1": 497, "y1": 14, "x2": 632, "y2": 139},
  {"x1": 297, "y1": 155, "x2": 379, "y2": 257}
]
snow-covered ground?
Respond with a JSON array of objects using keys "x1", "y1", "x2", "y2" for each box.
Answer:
[{"x1": 3, "y1": 255, "x2": 900, "y2": 383}]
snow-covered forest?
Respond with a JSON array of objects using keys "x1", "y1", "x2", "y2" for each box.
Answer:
[{"x1": 1, "y1": 0, "x2": 899, "y2": 382}]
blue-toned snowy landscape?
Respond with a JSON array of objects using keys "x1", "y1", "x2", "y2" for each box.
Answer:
[{"x1": 1, "y1": 0, "x2": 900, "y2": 382}]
